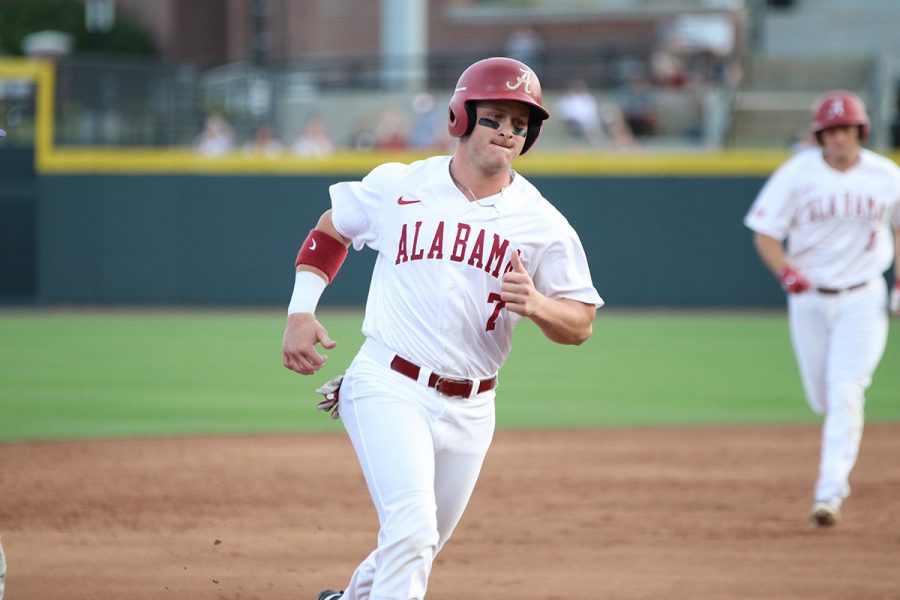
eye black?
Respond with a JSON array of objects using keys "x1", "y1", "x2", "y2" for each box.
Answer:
[{"x1": 477, "y1": 117, "x2": 500, "y2": 130}]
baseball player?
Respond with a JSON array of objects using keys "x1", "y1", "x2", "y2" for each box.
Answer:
[
  {"x1": 282, "y1": 57, "x2": 602, "y2": 599},
  {"x1": 744, "y1": 90, "x2": 900, "y2": 527}
]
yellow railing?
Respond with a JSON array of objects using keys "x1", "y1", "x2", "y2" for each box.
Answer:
[
  {"x1": 3, "y1": 59, "x2": 897, "y2": 177},
  {"x1": 0, "y1": 58, "x2": 55, "y2": 170}
]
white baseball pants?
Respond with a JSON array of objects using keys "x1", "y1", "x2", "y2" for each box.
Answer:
[
  {"x1": 337, "y1": 339, "x2": 496, "y2": 600},
  {"x1": 787, "y1": 277, "x2": 888, "y2": 503}
]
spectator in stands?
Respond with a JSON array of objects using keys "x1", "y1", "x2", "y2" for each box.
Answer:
[
  {"x1": 408, "y1": 92, "x2": 451, "y2": 151},
  {"x1": 194, "y1": 112, "x2": 235, "y2": 156},
  {"x1": 556, "y1": 79, "x2": 638, "y2": 151},
  {"x1": 650, "y1": 46, "x2": 687, "y2": 88},
  {"x1": 597, "y1": 101, "x2": 640, "y2": 151},
  {"x1": 373, "y1": 107, "x2": 410, "y2": 151},
  {"x1": 618, "y1": 73, "x2": 659, "y2": 138},
  {"x1": 292, "y1": 115, "x2": 335, "y2": 158},
  {"x1": 348, "y1": 121, "x2": 377, "y2": 151},
  {"x1": 245, "y1": 123, "x2": 285, "y2": 157},
  {"x1": 557, "y1": 79, "x2": 603, "y2": 147}
]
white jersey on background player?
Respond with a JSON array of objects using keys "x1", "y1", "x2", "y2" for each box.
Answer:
[
  {"x1": 282, "y1": 57, "x2": 602, "y2": 600},
  {"x1": 744, "y1": 90, "x2": 900, "y2": 527}
]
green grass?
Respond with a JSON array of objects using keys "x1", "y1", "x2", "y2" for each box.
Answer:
[{"x1": 1, "y1": 309, "x2": 898, "y2": 442}]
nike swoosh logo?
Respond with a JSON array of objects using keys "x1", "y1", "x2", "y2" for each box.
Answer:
[
  {"x1": 309, "y1": 239, "x2": 317, "y2": 250},
  {"x1": 397, "y1": 196, "x2": 422, "y2": 205}
]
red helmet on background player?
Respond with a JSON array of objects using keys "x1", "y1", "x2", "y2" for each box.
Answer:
[
  {"x1": 448, "y1": 57, "x2": 550, "y2": 155},
  {"x1": 811, "y1": 90, "x2": 870, "y2": 141}
]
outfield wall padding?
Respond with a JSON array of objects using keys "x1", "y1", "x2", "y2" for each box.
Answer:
[
  {"x1": 34, "y1": 174, "x2": 784, "y2": 307},
  {"x1": 0, "y1": 147, "x2": 37, "y2": 300}
]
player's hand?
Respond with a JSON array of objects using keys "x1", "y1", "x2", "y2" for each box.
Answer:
[
  {"x1": 777, "y1": 266, "x2": 811, "y2": 294},
  {"x1": 282, "y1": 313, "x2": 336, "y2": 375},
  {"x1": 891, "y1": 280, "x2": 900, "y2": 315},
  {"x1": 501, "y1": 250, "x2": 545, "y2": 317}
]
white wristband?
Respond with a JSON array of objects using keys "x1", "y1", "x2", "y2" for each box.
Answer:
[{"x1": 287, "y1": 270, "x2": 328, "y2": 315}]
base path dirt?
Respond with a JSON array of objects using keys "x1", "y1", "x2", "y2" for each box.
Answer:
[{"x1": 1, "y1": 424, "x2": 899, "y2": 600}]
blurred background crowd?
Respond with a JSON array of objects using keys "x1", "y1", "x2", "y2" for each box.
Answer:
[{"x1": 0, "y1": 0, "x2": 899, "y2": 155}]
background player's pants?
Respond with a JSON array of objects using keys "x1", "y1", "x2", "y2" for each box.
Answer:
[
  {"x1": 337, "y1": 339, "x2": 496, "y2": 600},
  {"x1": 787, "y1": 277, "x2": 888, "y2": 503}
]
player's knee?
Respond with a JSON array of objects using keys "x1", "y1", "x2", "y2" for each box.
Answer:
[
  {"x1": 396, "y1": 523, "x2": 439, "y2": 556},
  {"x1": 380, "y1": 496, "x2": 437, "y2": 538},
  {"x1": 826, "y1": 378, "x2": 867, "y2": 409},
  {"x1": 381, "y1": 512, "x2": 440, "y2": 560},
  {"x1": 823, "y1": 381, "x2": 865, "y2": 429}
]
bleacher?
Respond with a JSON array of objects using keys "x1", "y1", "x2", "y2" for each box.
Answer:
[
  {"x1": 6, "y1": 0, "x2": 899, "y2": 153},
  {"x1": 726, "y1": 0, "x2": 898, "y2": 150}
]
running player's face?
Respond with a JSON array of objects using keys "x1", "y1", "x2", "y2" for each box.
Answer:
[
  {"x1": 820, "y1": 125, "x2": 860, "y2": 167},
  {"x1": 469, "y1": 101, "x2": 530, "y2": 166}
]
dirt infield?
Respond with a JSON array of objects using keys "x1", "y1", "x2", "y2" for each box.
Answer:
[{"x1": 1, "y1": 424, "x2": 899, "y2": 600}]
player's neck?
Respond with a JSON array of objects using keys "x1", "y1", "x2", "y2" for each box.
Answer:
[
  {"x1": 449, "y1": 157, "x2": 513, "y2": 202},
  {"x1": 822, "y1": 150, "x2": 860, "y2": 172}
]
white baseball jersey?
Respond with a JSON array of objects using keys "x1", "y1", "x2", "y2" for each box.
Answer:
[
  {"x1": 744, "y1": 148, "x2": 900, "y2": 288},
  {"x1": 329, "y1": 155, "x2": 603, "y2": 379},
  {"x1": 746, "y1": 147, "x2": 900, "y2": 510}
]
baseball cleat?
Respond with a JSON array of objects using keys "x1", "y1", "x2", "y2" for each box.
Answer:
[
  {"x1": 315, "y1": 590, "x2": 343, "y2": 600},
  {"x1": 810, "y1": 499, "x2": 841, "y2": 527}
]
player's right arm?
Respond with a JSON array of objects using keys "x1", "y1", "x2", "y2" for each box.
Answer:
[
  {"x1": 752, "y1": 232, "x2": 810, "y2": 293},
  {"x1": 282, "y1": 210, "x2": 351, "y2": 375},
  {"x1": 752, "y1": 232, "x2": 788, "y2": 275},
  {"x1": 745, "y1": 156, "x2": 812, "y2": 294}
]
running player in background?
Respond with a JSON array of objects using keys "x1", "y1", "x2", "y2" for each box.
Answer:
[
  {"x1": 744, "y1": 90, "x2": 900, "y2": 527},
  {"x1": 282, "y1": 57, "x2": 603, "y2": 599}
]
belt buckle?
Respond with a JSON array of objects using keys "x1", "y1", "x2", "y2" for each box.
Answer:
[{"x1": 434, "y1": 375, "x2": 471, "y2": 398}]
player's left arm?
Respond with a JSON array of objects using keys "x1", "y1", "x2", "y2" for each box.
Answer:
[{"x1": 500, "y1": 251, "x2": 596, "y2": 345}]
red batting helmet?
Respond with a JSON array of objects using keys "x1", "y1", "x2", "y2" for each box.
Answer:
[
  {"x1": 812, "y1": 90, "x2": 870, "y2": 141},
  {"x1": 448, "y1": 57, "x2": 550, "y2": 155}
]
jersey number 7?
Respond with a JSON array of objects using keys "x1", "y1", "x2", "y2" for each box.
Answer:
[{"x1": 486, "y1": 292, "x2": 505, "y2": 331}]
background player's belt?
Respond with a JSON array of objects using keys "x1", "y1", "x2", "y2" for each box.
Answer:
[
  {"x1": 816, "y1": 281, "x2": 868, "y2": 295},
  {"x1": 389, "y1": 355, "x2": 497, "y2": 398}
]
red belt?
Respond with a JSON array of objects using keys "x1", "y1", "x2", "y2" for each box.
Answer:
[
  {"x1": 816, "y1": 282, "x2": 867, "y2": 295},
  {"x1": 389, "y1": 355, "x2": 497, "y2": 398}
]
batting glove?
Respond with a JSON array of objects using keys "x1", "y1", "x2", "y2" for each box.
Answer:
[
  {"x1": 891, "y1": 280, "x2": 900, "y2": 314},
  {"x1": 777, "y1": 266, "x2": 811, "y2": 294},
  {"x1": 314, "y1": 374, "x2": 343, "y2": 420}
]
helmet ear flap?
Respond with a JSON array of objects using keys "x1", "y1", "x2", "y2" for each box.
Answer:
[
  {"x1": 447, "y1": 101, "x2": 480, "y2": 139},
  {"x1": 448, "y1": 97, "x2": 469, "y2": 138},
  {"x1": 521, "y1": 120, "x2": 542, "y2": 155},
  {"x1": 463, "y1": 102, "x2": 478, "y2": 137}
]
